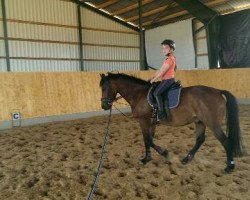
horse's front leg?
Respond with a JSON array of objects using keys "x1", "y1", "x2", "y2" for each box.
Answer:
[
  {"x1": 138, "y1": 118, "x2": 153, "y2": 164},
  {"x1": 152, "y1": 144, "x2": 169, "y2": 160},
  {"x1": 140, "y1": 132, "x2": 169, "y2": 164},
  {"x1": 150, "y1": 121, "x2": 169, "y2": 159},
  {"x1": 139, "y1": 118, "x2": 169, "y2": 164},
  {"x1": 140, "y1": 131, "x2": 152, "y2": 164}
]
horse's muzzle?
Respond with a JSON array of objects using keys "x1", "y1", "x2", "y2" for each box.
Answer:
[{"x1": 101, "y1": 98, "x2": 112, "y2": 110}]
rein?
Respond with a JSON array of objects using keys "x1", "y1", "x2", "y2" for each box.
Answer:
[
  {"x1": 86, "y1": 107, "x2": 112, "y2": 200},
  {"x1": 87, "y1": 96, "x2": 133, "y2": 199},
  {"x1": 113, "y1": 104, "x2": 133, "y2": 118},
  {"x1": 113, "y1": 96, "x2": 154, "y2": 119},
  {"x1": 113, "y1": 96, "x2": 134, "y2": 118}
]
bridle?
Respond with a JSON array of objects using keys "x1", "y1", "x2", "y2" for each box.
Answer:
[
  {"x1": 101, "y1": 97, "x2": 114, "y2": 106},
  {"x1": 101, "y1": 95, "x2": 123, "y2": 106},
  {"x1": 100, "y1": 81, "x2": 123, "y2": 106}
]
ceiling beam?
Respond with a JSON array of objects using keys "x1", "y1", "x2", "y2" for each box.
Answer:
[
  {"x1": 220, "y1": 4, "x2": 250, "y2": 15},
  {"x1": 149, "y1": 2, "x2": 177, "y2": 26},
  {"x1": 72, "y1": 0, "x2": 139, "y2": 32},
  {"x1": 146, "y1": 14, "x2": 192, "y2": 29},
  {"x1": 125, "y1": 3, "x2": 176, "y2": 22},
  {"x1": 172, "y1": 0, "x2": 218, "y2": 24},
  {"x1": 143, "y1": 9, "x2": 187, "y2": 26},
  {"x1": 143, "y1": 0, "x2": 226, "y2": 27},
  {"x1": 96, "y1": 0, "x2": 120, "y2": 9},
  {"x1": 111, "y1": 0, "x2": 154, "y2": 16}
]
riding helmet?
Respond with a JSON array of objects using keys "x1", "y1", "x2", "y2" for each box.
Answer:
[{"x1": 161, "y1": 39, "x2": 176, "y2": 51}]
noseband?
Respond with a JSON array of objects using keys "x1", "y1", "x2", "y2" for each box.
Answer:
[
  {"x1": 101, "y1": 96, "x2": 123, "y2": 106},
  {"x1": 101, "y1": 97, "x2": 114, "y2": 106}
]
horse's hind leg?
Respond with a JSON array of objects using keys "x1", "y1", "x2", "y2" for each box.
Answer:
[
  {"x1": 182, "y1": 121, "x2": 206, "y2": 164},
  {"x1": 212, "y1": 127, "x2": 234, "y2": 173}
]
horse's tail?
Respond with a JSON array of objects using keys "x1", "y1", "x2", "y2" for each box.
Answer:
[{"x1": 221, "y1": 90, "x2": 245, "y2": 157}]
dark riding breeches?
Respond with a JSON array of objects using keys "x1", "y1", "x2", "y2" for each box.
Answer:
[{"x1": 153, "y1": 78, "x2": 175, "y2": 97}]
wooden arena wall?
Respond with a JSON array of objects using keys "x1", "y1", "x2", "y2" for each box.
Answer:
[{"x1": 0, "y1": 68, "x2": 250, "y2": 122}]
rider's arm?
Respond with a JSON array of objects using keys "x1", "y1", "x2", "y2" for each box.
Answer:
[{"x1": 150, "y1": 62, "x2": 170, "y2": 83}]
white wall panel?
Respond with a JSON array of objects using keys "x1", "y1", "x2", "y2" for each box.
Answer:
[
  {"x1": 83, "y1": 61, "x2": 140, "y2": 72},
  {"x1": 83, "y1": 29, "x2": 138, "y2": 46},
  {"x1": 146, "y1": 19, "x2": 195, "y2": 70},
  {"x1": 0, "y1": 0, "x2": 3, "y2": 39},
  {"x1": 8, "y1": 41, "x2": 78, "y2": 58},
  {"x1": 4, "y1": 0, "x2": 80, "y2": 72},
  {"x1": 197, "y1": 39, "x2": 208, "y2": 54},
  {"x1": 0, "y1": 25, "x2": 2, "y2": 38},
  {"x1": 83, "y1": 46, "x2": 139, "y2": 60},
  {"x1": 196, "y1": 21, "x2": 206, "y2": 38},
  {"x1": 0, "y1": 40, "x2": 6, "y2": 72},
  {"x1": 10, "y1": 60, "x2": 80, "y2": 72},
  {"x1": 196, "y1": 31, "x2": 206, "y2": 39},
  {"x1": 0, "y1": 40, "x2": 4, "y2": 56},
  {"x1": 81, "y1": 8, "x2": 135, "y2": 32},
  {"x1": 8, "y1": 23, "x2": 78, "y2": 42},
  {"x1": 195, "y1": 20, "x2": 209, "y2": 69},
  {"x1": 4, "y1": 0, "x2": 140, "y2": 72},
  {"x1": 6, "y1": 0, "x2": 77, "y2": 26},
  {"x1": 197, "y1": 56, "x2": 209, "y2": 69},
  {"x1": 0, "y1": 59, "x2": 7, "y2": 71},
  {"x1": 196, "y1": 20, "x2": 204, "y2": 29},
  {"x1": 0, "y1": 0, "x2": 2, "y2": 20},
  {"x1": 80, "y1": 7, "x2": 140, "y2": 71}
]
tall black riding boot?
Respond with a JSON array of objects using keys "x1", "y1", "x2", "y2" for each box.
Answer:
[
  {"x1": 164, "y1": 98, "x2": 170, "y2": 118},
  {"x1": 155, "y1": 95, "x2": 167, "y2": 120}
]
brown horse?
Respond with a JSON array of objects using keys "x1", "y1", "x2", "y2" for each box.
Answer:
[{"x1": 99, "y1": 73, "x2": 244, "y2": 173}]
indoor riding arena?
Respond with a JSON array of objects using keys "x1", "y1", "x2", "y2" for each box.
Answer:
[{"x1": 0, "y1": 1, "x2": 250, "y2": 200}]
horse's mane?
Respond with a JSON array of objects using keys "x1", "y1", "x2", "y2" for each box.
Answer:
[{"x1": 100, "y1": 73, "x2": 150, "y2": 87}]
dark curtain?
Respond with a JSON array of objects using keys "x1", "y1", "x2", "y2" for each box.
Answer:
[{"x1": 219, "y1": 9, "x2": 250, "y2": 68}]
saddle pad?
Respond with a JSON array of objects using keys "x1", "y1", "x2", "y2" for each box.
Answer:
[
  {"x1": 163, "y1": 87, "x2": 181, "y2": 109},
  {"x1": 147, "y1": 87, "x2": 182, "y2": 109}
]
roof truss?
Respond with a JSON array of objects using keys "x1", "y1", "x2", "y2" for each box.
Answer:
[{"x1": 70, "y1": 0, "x2": 250, "y2": 30}]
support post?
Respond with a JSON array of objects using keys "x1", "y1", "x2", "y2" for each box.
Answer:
[
  {"x1": 192, "y1": 19, "x2": 197, "y2": 68},
  {"x1": 1, "y1": 0, "x2": 10, "y2": 71},
  {"x1": 138, "y1": 0, "x2": 148, "y2": 70},
  {"x1": 77, "y1": 4, "x2": 84, "y2": 71}
]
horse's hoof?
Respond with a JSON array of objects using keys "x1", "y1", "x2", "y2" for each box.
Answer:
[
  {"x1": 224, "y1": 164, "x2": 235, "y2": 173},
  {"x1": 139, "y1": 159, "x2": 145, "y2": 165},
  {"x1": 139, "y1": 157, "x2": 152, "y2": 165},
  {"x1": 181, "y1": 154, "x2": 193, "y2": 165},
  {"x1": 161, "y1": 150, "x2": 171, "y2": 163},
  {"x1": 181, "y1": 157, "x2": 188, "y2": 164},
  {"x1": 161, "y1": 150, "x2": 169, "y2": 158}
]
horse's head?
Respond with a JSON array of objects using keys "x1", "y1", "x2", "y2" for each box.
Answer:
[{"x1": 99, "y1": 73, "x2": 117, "y2": 110}]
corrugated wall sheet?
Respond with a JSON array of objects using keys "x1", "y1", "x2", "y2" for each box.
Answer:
[
  {"x1": 4, "y1": 0, "x2": 79, "y2": 71},
  {"x1": 195, "y1": 20, "x2": 209, "y2": 69},
  {"x1": 81, "y1": 7, "x2": 140, "y2": 71},
  {"x1": 1, "y1": 0, "x2": 140, "y2": 72}
]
